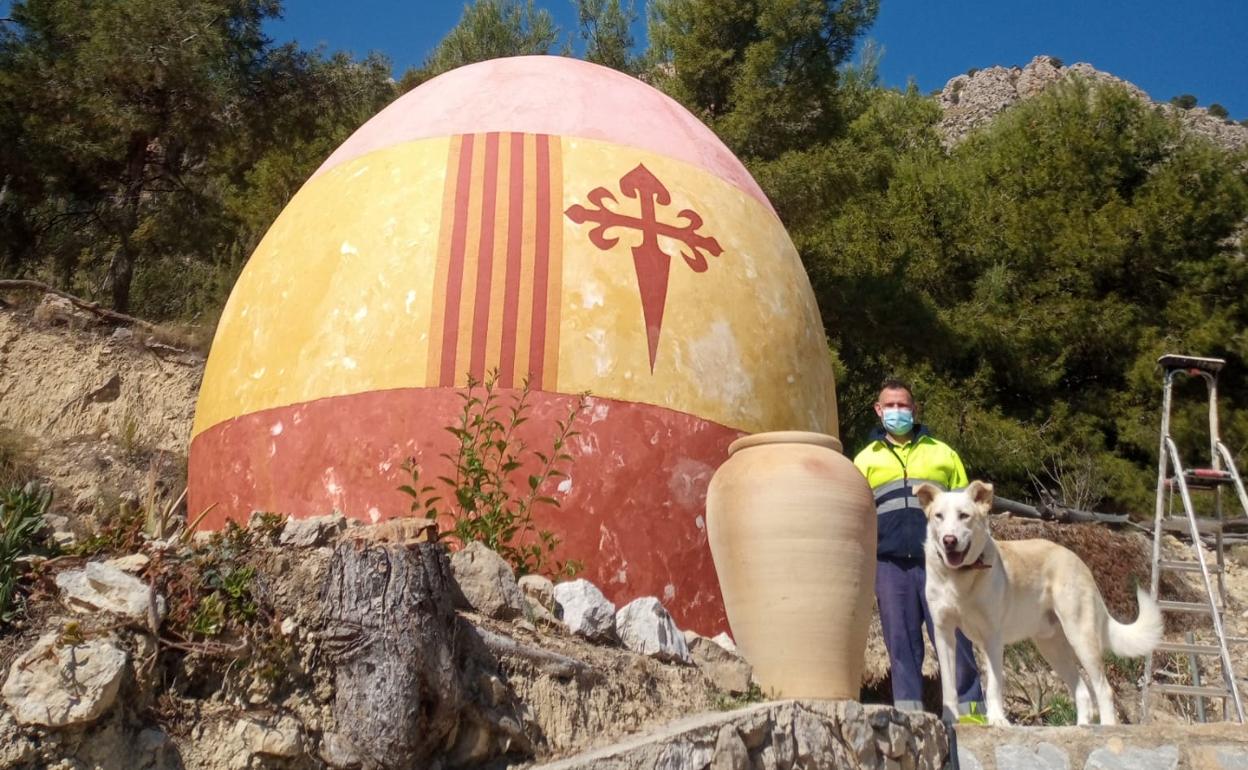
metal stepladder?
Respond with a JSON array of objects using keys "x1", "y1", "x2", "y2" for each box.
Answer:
[{"x1": 1141, "y1": 354, "x2": 1246, "y2": 722}]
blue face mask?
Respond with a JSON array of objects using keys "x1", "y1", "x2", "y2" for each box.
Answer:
[{"x1": 882, "y1": 407, "x2": 914, "y2": 436}]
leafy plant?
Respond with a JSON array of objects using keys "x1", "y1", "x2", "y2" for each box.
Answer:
[
  {"x1": 400, "y1": 370, "x2": 588, "y2": 577},
  {"x1": 0, "y1": 484, "x2": 51, "y2": 624},
  {"x1": 1044, "y1": 693, "x2": 1077, "y2": 726},
  {"x1": 69, "y1": 500, "x2": 146, "y2": 557}
]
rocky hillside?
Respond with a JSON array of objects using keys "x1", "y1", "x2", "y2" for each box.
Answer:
[{"x1": 937, "y1": 54, "x2": 1248, "y2": 151}]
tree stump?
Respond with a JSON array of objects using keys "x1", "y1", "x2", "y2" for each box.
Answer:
[{"x1": 320, "y1": 541, "x2": 465, "y2": 768}]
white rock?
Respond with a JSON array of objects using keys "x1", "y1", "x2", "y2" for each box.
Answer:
[
  {"x1": 234, "y1": 715, "x2": 303, "y2": 757},
  {"x1": 449, "y1": 541, "x2": 526, "y2": 619},
  {"x1": 279, "y1": 513, "x2": 347, "y2": 547},
  {"x1": 711, "y1": 631, "x2": 738, "y2": 654},
  {"x1": 56, "y1": 561, "x2": 165, "y2": 623},
  {"x1": 2, "y1": 632, "x2": 128, "y2": 727},
  {"x1": 615, "y1": 597, "x2": 692, "y2": 664},
  {"x1": 104, "y1": 553, "x2": 150, "y2": 573},
  {"x1": 553, "y1": 579, "x2": 616, "y2": 641}
]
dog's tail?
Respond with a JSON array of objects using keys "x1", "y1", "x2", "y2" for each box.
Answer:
[{"x1": 1107, "y1": 587, "x2": 1164, "y2": 658}]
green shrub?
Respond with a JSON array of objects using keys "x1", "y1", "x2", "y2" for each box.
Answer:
[
  {"x1": 0, "y1": 485, "x2": 51, "y2": 624},
  {"x1": 400, "y1": 370, "x2": 587, "y2": 577}
]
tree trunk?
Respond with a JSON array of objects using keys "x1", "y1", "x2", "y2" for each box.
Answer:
[{"x1": 319, "y1": 541, "x2": 466, "y2": 769}]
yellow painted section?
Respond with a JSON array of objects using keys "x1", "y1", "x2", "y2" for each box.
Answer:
[
  {"x1": 557, "y1": 138, "x2": 837, "y2": 435},
  {"x1": 194, "y1": 134, "x2": 837, "y2": 438},
  {"x1": 193, "y1": 138, "x2": 450, "y2": 436}
]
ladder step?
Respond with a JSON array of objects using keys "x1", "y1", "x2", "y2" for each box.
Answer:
[
  {"x1": 1149, "y1": 683, "x2": 1234, "y2": 699},
  {"x1": 1227, "y1": 636, "x2": 1248, "y2": 645},
  {"x1": 1155, "y1": 641, "x2": 1223, "y2": 656},
  {"x1": 1158, "y1": 599, "x2": 1222, "y2": 614},
  {"x1": 1159, "y1": 517, "x2": 1224, "y2": 535},
  {"x1": 1158, "y1": 559, "x2": 1223, "y2": 574},
  {"x1": 1183, "y1": 468, "x2": 1236, "y2": 488}
]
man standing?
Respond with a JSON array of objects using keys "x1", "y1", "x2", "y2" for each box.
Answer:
[{"x1": 853, "y1": 378, "x2": 985, "y2": 722}]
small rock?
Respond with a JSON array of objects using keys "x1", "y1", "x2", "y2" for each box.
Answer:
[
  {"x1": 73, "y1": 485, "x2": 102, "y2": 512},
  {"x1": 104, "y1": 553, "x2": 150, "y2": 573},
  {"x1": 518, "y1": 573, "x2": 556, "y2": 611},
  {"x1": 56, "y1": 561, "x2": 165, "y2": 623},
  {"x1": 553, "y1": 579, "x2": 617, "y2": 641},
  {"x1": 2, "y1": 632, "x2": 128, "y2": 727},
  {"x1": 279, "y1": 513, "x2": 347, "y2": 547},
  {"x1": 449, "y1": 541, "x2": 526, "y2": 620},
  {"x1": 234, "y1": 715, "x2": 303, "y2": 758},
  {"x1": 109, "y1": 326, "x2": 135, "y2": 343},
  {"x1": 33, "y1": 293, "x2": 92, "y2": 327},
  {"x1": 995, "y1": 742, "x2": 1070, "y2": 770},
  {"x1": 281, "y1": 617, "x2": 298, "y2": 636},
  {"x1": 711, "y1": 631, "x2": 738, "y2": 654},
  {"x1": 689, "y1": 635, "x2": 752, "y2": 693},
  {"x1": 615, "y1": 596, "x2": 692, "y2": 663}
]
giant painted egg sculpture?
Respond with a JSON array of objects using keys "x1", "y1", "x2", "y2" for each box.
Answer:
[{"x1": 189, "y1": 56, "x2": 837, "y2": 634}]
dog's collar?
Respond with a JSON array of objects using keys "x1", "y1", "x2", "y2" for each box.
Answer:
[{"x1": 954, "y1": 555, "x2": 992, "y2": 571}]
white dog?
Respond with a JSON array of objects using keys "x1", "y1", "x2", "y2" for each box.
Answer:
[{"x1": 916, "y1": 480, "x2": 1162, "y2": 725}]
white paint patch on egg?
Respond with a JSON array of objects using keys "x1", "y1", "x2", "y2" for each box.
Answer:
[
  {"x1": 341, "y1": 357, "x2": 358, "y2": 370},
  {"x1": 270, "y1": 421, "x2": 283, "y2": 436},
  {"x1": 579, "y1": 282, "x2": 604, "y2": 309},
  {"x1": 405, "y1": 290, "x2": 417, "y2": 314},
  {"x1": 353, "y1": 306, "x2": 368, "y2": 322},
  {"x1": 663, "y1": 584, "x2": 675, "y2": 602},
  {"x1": 368, "y1": 507, "x2": 382, "y2": 524},
  {"x1": 250, "y1": 368, "x2": 266, "y2": 380},
  {"x1": 340, "y1": 241, "x2": 358, "y2": 256},
  {"x1": 585, "y1": 329, "x2": 613, "y2": 377},
  {"x1": 695, "y1": 515, "x2": 705, "y2": 530},
  {"x1": 589, "y1": 402, "x2": 610, "y2": 424},
  {"x1": 557, "y1": 478, "x2": 572, "y2": 493},
  {"x1": 349, "y1": 165, "x2": 369, "y2": 179},
  {"x1": 687, "y1": 320, "x2": 757, "y2": 415}
]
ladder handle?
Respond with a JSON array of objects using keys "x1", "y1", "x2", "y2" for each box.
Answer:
[{"x1": 1215, "y1": 442, "x2": 1248, "y2": 520}]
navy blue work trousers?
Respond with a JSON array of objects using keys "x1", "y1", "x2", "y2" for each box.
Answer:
[{"x1": 875, "y1": 557, "x2": 984, "y2": 715}]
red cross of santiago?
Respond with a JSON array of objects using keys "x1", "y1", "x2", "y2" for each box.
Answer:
[{"x1": 565, "y1": 164, "x2": 723, "y2": 372}]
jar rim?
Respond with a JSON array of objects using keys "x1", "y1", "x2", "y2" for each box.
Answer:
[{"x1": 728, "y1": 431, "x2": 843, "y2": 456}]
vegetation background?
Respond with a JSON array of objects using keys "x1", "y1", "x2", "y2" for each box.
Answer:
[{"x1": 3, "y1": 0, "x2": 1247, "y2": 516}]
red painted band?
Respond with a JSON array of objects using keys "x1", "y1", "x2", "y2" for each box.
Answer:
[
  {"x1": 529, "y1": 134, "x2": 551, "y2": 390},
  {"x1": 439, "y1": 133, "x2": 475, "y2": 387},
  {"x1": 469, "y1": 132, "x2": 501, "y2": 381},
  {"x1": 187, "y1": 387, "x2": 739, "y2": 634}
]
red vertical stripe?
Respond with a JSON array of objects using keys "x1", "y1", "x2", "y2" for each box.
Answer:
[
  {"x1": 499, "y1": 133, "x2": 526, "y2": 388},
  {"x1": 439, "y1": 134, "x2": 476, "y2": 387},
  {"x1": 468, "y1": 132, "x2": 501, "y2": 381},
  {"x1": 529, "y1": 134, "x2": 552, "y2": 390}
]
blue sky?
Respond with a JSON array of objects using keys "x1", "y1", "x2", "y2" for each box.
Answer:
[{"x1": 266, "y1": 0, "x2": 1248, "y2": 118}]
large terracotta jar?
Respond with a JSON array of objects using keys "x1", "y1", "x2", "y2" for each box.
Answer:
[{"x1": 706, "y1": 431, "x2": 877, "y2": 699}]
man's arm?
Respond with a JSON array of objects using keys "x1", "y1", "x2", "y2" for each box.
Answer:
[{"x1": 949, "y1": 447, "x2": 969, "y2": 490}]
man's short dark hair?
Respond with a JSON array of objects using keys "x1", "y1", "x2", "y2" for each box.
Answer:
[{"x1": 879, "y1": 377, "x2": 913, "y2": 398}]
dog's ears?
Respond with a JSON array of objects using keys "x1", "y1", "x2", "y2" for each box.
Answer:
[
  {"x1": 966, "y1": 480, "x2": 994, "y2": 509},
  {"x1": 914, "y1": 483, "x2": 942, "y2": 515}
]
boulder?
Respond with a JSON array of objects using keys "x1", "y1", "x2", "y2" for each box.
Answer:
[
  {"x1": 689, "y1": 635, "x2": 752, "y2": 693},
  {"x1": 2, "y1": 632, "x2": 128, "y2": 727},
  {"x1": 56, "y1": 561, "x2": 165, "y2": 623},
  {"x1": 449, "y1": 541, "x2": 526, "y2": 619},
  {"x1": 711, "y1": 631, "x2": 738, "y2": 654},
  {"x1": 614, "y1": 597, "x2": 691, "y2": 664},
  {"x1": 278, "y1": 512, "x2": 347, "y2": 547},
  {"x1": 553, "y1": 579, "x2": 616, "y2": 641}
]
